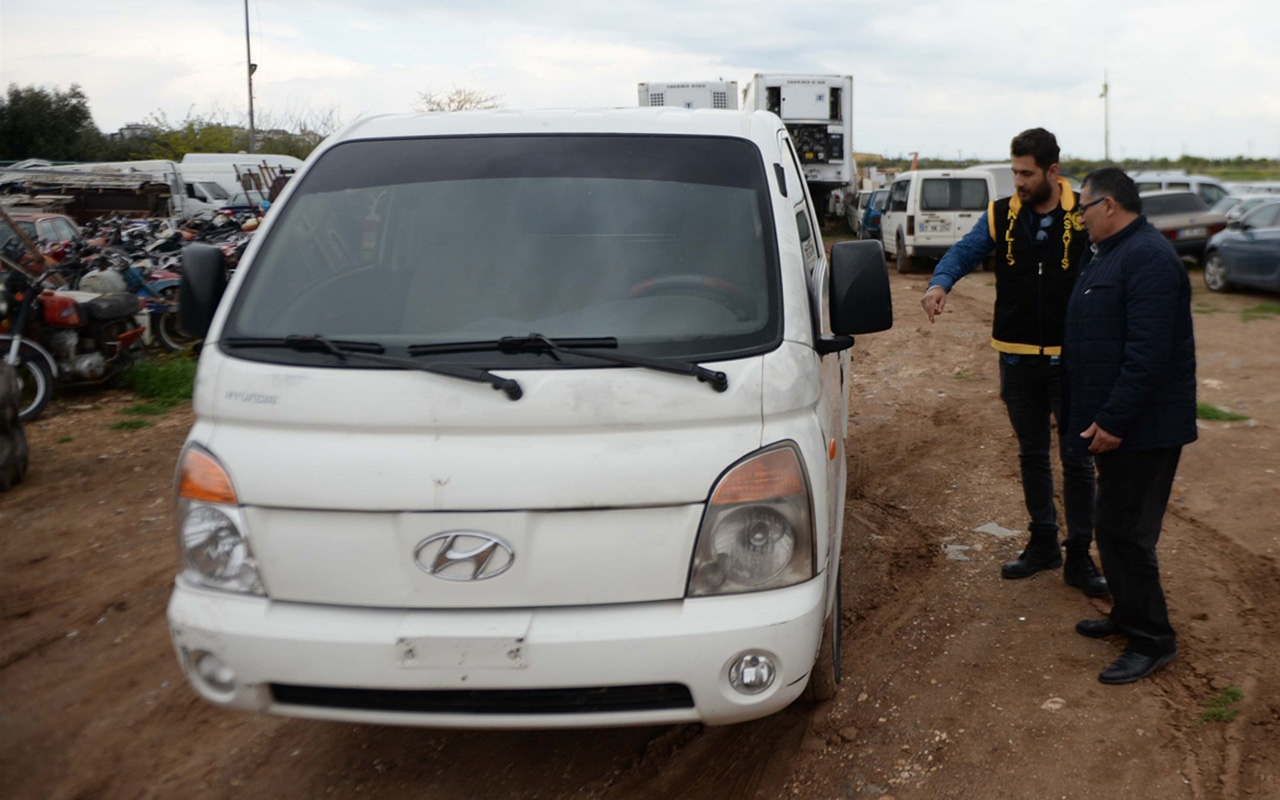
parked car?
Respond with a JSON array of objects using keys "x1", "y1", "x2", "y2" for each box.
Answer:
[
  {"x1": 1225, "y1": 195, "x2": 1277, "y2": 221},
  {"x1": 881, "y1": 169, "x2": 995, "y2": 273},
  {"x1": 220, "y1": 190, "x2": 269, "y2": 214},
  {"x1": 0, "y1": 210, "x2": 82, "y2": 253},
  {"x1": 847, "y1": 188, "x2": 888, "y2": 241},
  {"x1": 1129, "y1": 171, "x2": 1231, "y2": 206},
  {"x1": 1139, "y1": 190, "x2": 1228, "y2": 265},
  {"x1": 1203, "y1": 200, "x2": 1280, "y2": 294}
]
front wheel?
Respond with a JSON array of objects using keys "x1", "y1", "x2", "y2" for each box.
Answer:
[
  {"x1": 13, "y1": 354, "x2": 54, "y2": 423},
  {"x1": 155, "y1": 312, "x2": 201, "y2": 352},
  {"x1": 1203, "y1": 251, "x2": 1232, "y2": 293},
  {"x1": 802, "y1": 568, "x2": 843, "y2": 702},
  {"x1": 896, "y1": 234, "x2": 914, "y2": 274}
]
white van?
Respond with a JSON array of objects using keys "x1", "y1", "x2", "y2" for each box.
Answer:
[
  {"x1": 880, "y1": 169, "x2": 996, "y2": 273},
  {"x1": 168, "y1": 108, "x2": 894, "y2": 728},
  {"x1": 1128, "y1": 171, "x2": 1230, "y2": 206}
]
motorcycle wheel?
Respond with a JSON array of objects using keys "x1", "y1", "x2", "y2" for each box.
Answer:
[
  {"x1": 13, "y1": 355, "x2": 54, "y2": 423},
  {"x1": 156, "y1": 312, "x2": 201, "y2": 352}
]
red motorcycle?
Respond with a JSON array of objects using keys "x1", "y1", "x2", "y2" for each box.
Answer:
[{"x1": 2, "y1": 246, "x2": 145, "y2": 422}]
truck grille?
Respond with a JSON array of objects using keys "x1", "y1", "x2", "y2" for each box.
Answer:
[{"x1": 270, "y1": 683, "x2": 694, "y2": 715}]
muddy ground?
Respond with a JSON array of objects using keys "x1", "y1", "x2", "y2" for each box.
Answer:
[{"x1": 2, "y1": 253, "x2": 1278, "y2": 800}]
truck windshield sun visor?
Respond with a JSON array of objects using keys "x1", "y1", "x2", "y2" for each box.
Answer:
[{"x1": 221, "y1": 134, "x2": 783, "y2": 367}]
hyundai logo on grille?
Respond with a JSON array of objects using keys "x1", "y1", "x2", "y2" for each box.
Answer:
[{"x1": 413, "y1": 532, "x2": 515, "y2": 581}]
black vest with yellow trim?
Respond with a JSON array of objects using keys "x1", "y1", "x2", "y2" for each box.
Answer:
[{"x1": 985, "y1": 177, "x2": 1088, "y2": 355}]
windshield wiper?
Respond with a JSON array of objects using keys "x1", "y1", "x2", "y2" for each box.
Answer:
[
  {"x1": 413, "y1": 332, "x2": 728, "y2": 393},
  {"x1": 222, "y1": 335, "x2": 523, "y2": 400},
  {"x1": 407, "y1": 336, "x2": 619, "y2": 357}
]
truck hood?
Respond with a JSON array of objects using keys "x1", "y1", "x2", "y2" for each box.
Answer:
[{"x1": 194, "y1": 345, "x2": 768, "y2": 511}]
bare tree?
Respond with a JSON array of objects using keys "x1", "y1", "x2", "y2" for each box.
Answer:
[{"x1": 413, "y1": 86, "x2": 502, "y2": 113}]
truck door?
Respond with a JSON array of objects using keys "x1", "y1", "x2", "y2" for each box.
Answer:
[{"x1": 779, "y1": 133, "x2": 847, "y2": 577}]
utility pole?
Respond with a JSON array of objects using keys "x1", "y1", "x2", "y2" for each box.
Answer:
[
  {"x1": 1099, "y1": 71, "x2": 1109, "y2": 163},
  {"x1": 245, "y1": 0, "x2": 257, "y2": 154}
]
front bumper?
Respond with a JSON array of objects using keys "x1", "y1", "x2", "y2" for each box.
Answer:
[{"x1": 168, "y1": 576, "x2": 827, "y2": 728}]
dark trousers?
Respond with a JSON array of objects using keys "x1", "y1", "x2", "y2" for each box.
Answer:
[
  {"x1": 998, "y1": 355, "x2": 1096, "y2": 550},
  {"x1": 1095, "y1": 446, "x2": 1181, "y2": 656}
]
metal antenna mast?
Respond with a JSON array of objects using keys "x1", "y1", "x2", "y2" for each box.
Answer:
[{"x1": 245, "y1": 0, "x2": 257, "y2": 153}]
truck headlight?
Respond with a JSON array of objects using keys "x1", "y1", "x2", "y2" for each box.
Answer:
[
  {"x1": 175, "y1": 444, "x2": 265, "y2": 595},
  {"x1": 687, "y1": 443, "x2": 814, "y2": 596}
]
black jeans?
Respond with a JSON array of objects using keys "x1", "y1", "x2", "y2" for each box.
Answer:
[
  {"x1": 997, "y1": 354, "x2": 1095, "y2": 550},
  {"x1": 1095, "y1": 446, "x2": 1181, "y2": 656}
]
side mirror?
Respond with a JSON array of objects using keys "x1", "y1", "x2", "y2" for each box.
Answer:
[
  {"x1": 1226, "y1": 219, "x2": 1242, "y2": 230},
  {"x1": 817, "y1": 240, "x2": 893, "y2": 354},
  {"x1": 178, "y1": 244, "x2": 228, "y2": 339}
]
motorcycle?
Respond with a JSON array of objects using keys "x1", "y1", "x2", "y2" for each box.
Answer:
[{"x1": 1, "y1": 243, "x2": 146, "y2": 422}]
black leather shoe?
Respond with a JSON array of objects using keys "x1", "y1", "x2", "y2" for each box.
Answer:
[
  {"x1": 1064, "y1": 551, "x2": 1111, "y2": 598},
  {"x1": 1001, "y1": 543, "x2": 1062, "y2": 579},
  {"x1": 1075, "y1": 618, "x2": 1120, "y2": 638},
  {"x1": 1099, "y1": 648, "x2": 1178, "y2": 685}
]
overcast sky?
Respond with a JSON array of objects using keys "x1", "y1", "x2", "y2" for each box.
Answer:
[{"x1": 3, "y1": 0, "x2": 1278, "y2": 161}]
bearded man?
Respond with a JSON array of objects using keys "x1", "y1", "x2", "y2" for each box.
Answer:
[{"x1": 920, "y1": 128, "x2": 1107, "y2": 599}]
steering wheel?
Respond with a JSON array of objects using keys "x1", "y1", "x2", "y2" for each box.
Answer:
[{"x1": 626, "y1": 274, "x2": 755, "y2": 320}]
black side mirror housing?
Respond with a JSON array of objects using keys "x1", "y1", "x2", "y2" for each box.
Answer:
[
  {"x1": 178, "y1": 244, "x2": 228, "y2": 340},
  {"x1": 829, "y1": 240, "x2": 894, "y2": 335}
]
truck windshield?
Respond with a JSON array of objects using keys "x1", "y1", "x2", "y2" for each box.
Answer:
[{"x1": 224, "y1": 134, "x2": 782, "y2": 366}]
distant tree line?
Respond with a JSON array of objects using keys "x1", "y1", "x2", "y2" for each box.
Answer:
[{"x1": 0, "y1": 83, "x2": 343, "y2": 163}]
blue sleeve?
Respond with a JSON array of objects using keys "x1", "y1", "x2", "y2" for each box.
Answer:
[{"x1": 928, "y1": 212, "x2": 995, "y2": 292}]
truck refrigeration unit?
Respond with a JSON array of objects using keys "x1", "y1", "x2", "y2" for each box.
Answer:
[
  {"x1": 744, "y1": 74, "x2": 854, "y2": 217},
  {"x1": 638, "y1": 81, "x2": 739, "y2": 110}
]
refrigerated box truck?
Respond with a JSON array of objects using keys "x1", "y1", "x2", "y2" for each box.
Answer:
[
  {"x1": 638, "y1": 81, "x2": 739, "y2": 110},
  {"x1": 743, "y1": 74, "x2": 854, "y2": 217}
]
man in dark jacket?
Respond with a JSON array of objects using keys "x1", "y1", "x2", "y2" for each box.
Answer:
[
  {"x1": 1066, "y1": 167, "x2": 1197, "y2": 684},
  {"x1": 922, "y1": 128, "x2": 1107, "y2": 598}
]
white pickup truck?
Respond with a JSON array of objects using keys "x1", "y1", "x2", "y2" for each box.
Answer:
[{"x1": 168, "y1": 107, "x2": 893, "y2": 728}]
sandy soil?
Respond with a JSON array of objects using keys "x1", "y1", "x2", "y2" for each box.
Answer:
[{"x1": 2, "y1": 253, "x2": 1278, "y2": 800}]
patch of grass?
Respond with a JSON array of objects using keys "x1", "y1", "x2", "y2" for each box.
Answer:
[
  {"x1": 121, "y1": 355, "x2": 196, "y2": 410},
  {"x1": 952, "y1": 368, "x2": 974, "y2": 381},
  {"x1": 1241, "y1": 304, "x2": 1280, "y2": 322},
  {"x1": 1196, "y1": 402, "x2": 1250, "y2": 422},
  {"x1": 57, "y1": 435, "x2": 74, "y2": 444},
  {"x1": 121, "y1": 401, "x2": 176, "y2": 417},
  {"x1": 1199, "y1": 686, "x2": 1244, "y2": 724},
  {"x1": 1193, "y1": 303, "x2": 1223, "y2": 315},
  {"x1": 109, "y1": 419, "x2": 154, "y2": 431}
]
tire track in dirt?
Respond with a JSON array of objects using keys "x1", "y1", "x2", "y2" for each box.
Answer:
[{"x1": 1156, "y1": 505, "x2": 1280, "y2": 800}]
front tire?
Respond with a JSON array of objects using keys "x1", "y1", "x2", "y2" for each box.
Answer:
[
  {"x1": 896, "y1": 233, "x2": 914, "y2": 274},
  {"x1": 802, "y1": 568, "x2": 843, "y2": 702},
  {"x1": 13, "y1": 354, "x2": 54, "y2": 423},
  {"x1": 156, "y1": 312, "x2": 200, "y2": 352},
  {"x1": 1203, "y1": 251, "x2": 1232, "y2": 292},
  {"x1": 0, "y1": 362, "x2": 30, "y2": 492}
]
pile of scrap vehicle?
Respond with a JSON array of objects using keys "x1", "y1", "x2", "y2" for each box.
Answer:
[
  {"x1": 4, "y1": 75, "x2": 902, "y2": 731},
  {"x1": 0, "y1": 153, "x2": 301, "y2": 432}
]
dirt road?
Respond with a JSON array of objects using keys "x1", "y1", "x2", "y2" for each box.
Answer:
[{"x1": 2, "y1": 260, "x2": 1278, "y2": 799}]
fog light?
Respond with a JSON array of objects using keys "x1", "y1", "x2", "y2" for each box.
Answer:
[
  {"x1": 192, "y1": 650, "x2": 236, "y2": 694},
  {"x1": 728, "y1": 652, "x2": 776, "y2": 695}
]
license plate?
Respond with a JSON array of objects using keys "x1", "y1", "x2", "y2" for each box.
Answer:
[
  {"x1": 1176, "y1": 227, "x2": 1207, "y2": 238},
  {"x1": 920, "y1": 222, "x2": 948, "y2": 233}
]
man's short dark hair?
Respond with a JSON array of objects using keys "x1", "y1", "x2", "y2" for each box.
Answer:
[
  {"x1": 1010, "y1": 128, "x2": 1060, "y2": 170},
  {"x1": 1082, "y1": 167, "x2": 1142, "y2": 214}
]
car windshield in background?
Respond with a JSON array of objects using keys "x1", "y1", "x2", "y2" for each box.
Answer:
[
  {"x1": 1143, "y1": 193, "x2": 1208, "y2": 215},
  {"x1": 0, "y1": 219, "x2": 38, "y2": 245},
  {"x1": 920, "y1": 178, "x2": 988, "y2": 211},
  {"x1": 225, "y1": 134, "x2": 782, "y2": 366}
]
